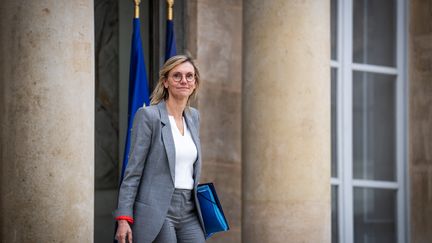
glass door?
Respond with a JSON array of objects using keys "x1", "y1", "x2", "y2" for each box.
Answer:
[{"x1": 330, "y1": 0, "x2": 407, "y2": 242}]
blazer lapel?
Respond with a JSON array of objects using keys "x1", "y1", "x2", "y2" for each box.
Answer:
[
  {"x1": 184, "y1": 109, "x2": 202, "y2": 186},
  {"x1": 158, "y1": 101, "x2": 176, "y2": 185}
]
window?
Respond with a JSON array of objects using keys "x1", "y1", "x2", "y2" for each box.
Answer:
[{"x1": 331, "y1": 0, "x2": 407, "y2": 242}]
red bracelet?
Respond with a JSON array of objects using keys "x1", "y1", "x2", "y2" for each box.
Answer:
[{"x1": 116, "y1": 216, "x2": 134, "y2": 224}]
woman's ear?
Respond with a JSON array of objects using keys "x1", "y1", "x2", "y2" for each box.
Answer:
[{"x1": 163, "y1": 78, "x2": 168, "y2": 88}]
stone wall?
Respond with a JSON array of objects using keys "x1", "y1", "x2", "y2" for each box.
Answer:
[
  {"x1": 188, "y1": 0, "x2": 243, "y2": 242},
  {"x1": 409, "y1": 1, "x2": 432, "y2": 242}
]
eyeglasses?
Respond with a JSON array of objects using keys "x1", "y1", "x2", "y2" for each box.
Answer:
[{"x1": 170, "y1": 72, "x2": 196, "y2": 83}]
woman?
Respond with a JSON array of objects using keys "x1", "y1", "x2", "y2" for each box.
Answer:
[{"x1": 114, "y1": 55, "x2": 205, "y2": 243}]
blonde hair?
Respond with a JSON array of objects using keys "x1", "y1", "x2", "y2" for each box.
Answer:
[{"x1": 150, "y1": 55, "x2": 201, "y2": 105}]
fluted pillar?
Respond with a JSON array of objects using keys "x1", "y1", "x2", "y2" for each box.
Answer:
[
  {"x1": 242, "y1": 1, "x2": 330, "y2": 242},
  {"x1": 0, "y1": 1, "x2": 94, "y2": 242}
]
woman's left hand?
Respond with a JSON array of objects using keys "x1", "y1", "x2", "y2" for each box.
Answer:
[{"x1": 116, "y1": 220, "x2": 133, "y2": 243}]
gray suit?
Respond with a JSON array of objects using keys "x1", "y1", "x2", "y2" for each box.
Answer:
[{"x1": 113, "y1": 101, "x2": 205, "y2": 243}]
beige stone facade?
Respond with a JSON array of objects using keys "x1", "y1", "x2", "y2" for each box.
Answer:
[
  {"x1": 409, "y1": 0, "x2": 432, "y2": 242},
  {"x1": 192, "y1": 0, "x2": 242, "y2": 242},
  {"x1": 1, "y1": 0, "x2": 432, "y2": 242}
]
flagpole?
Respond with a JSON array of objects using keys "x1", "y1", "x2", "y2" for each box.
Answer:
[
  {"x1": 167, "y1": 0, "x2": 174, "y2": 20},
  {"x1": 165, "y1": 0, "x2": 177, "y2": 60},
  {"x1": 134, "y1": 0, "x2": 140, "y2": 18}
]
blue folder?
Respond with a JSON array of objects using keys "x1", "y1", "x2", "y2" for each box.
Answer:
[{"x1": 197, "y1": 183, "x2": 229, "y2": 238}]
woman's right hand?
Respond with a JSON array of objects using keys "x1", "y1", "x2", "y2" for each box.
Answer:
[{"x1": 116, "y1": 220, "x2": 133, "y2": 243}]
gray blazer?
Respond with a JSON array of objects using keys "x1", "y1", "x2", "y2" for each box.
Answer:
[{"x1": 113, "y1": 101, "x2": 205, "y2": 243}]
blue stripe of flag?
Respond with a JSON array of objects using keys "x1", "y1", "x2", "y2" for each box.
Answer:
[
  {"x1": 165, "y1": 19, "x2": 177, "y2": 61},
  {"x1": 121, "y1": 18, "x2": 150, "y2": 181}
]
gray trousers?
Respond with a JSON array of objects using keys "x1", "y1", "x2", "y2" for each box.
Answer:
[{"x1": 153, "y1": 189, "x2": 206, "y2": 243}]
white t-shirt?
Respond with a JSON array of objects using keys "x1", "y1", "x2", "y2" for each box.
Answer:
[{"x1": 168, "y1": 115, "x2": 198, "y2": 189}]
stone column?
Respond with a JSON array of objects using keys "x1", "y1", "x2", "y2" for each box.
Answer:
[
  {"x1": 242, "y1": 1, "x2": 330, "y2": 242},
  {"x1": 409, "y1": 0, "x2": 432, "y2": 242},
  {"x1": 0, "y1": 1, "x2": 94, "y2": 242}
]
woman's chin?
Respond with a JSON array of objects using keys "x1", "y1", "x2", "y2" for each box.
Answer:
[{"x1": 171, "y1": 92, "x2": 192, "y2": 100}]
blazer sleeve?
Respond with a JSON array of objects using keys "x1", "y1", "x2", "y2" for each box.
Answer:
[{"x1": 113, "y1": 107, "x2": 153, "y2": 219}]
